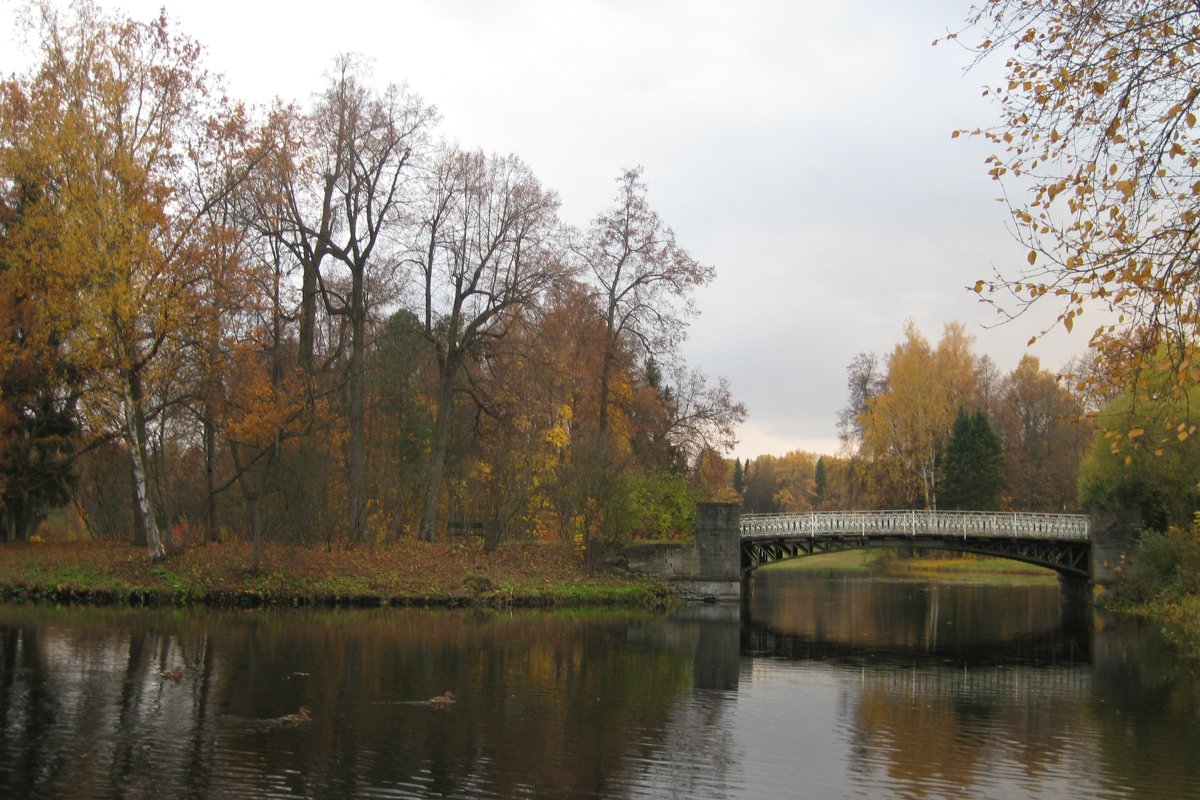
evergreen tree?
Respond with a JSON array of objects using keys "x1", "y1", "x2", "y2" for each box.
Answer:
[
  {"x1": 940, "y1": 409, "x2": 1005, "y2": 510},
  {"x1": 732, "y1": 457, "x2": 744, "y2": 498}
]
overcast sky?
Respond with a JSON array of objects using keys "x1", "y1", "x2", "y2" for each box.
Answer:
[{"x1": 0, "y1": 0, "x2": 1085, "y2": 458}]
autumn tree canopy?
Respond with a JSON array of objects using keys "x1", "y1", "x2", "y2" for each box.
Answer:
[{"x1": 0, "y1": 2, "x2": 744, "y2": 556}]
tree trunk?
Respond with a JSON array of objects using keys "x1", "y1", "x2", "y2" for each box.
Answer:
[
  {"x1": 298, "y1": 260, "x2": 317, "y2": 374},
  {"x1": 598, "y1": 333, "x2": 617, "y2": 433},
  {"x1": 348, "y1": 270, "x2": 368, "y2": 546},
  {"x1": 128, "y1": 455, "x2": 147, "y2": 547},
  {"x1": 251, "y1": 491, "x2": 263, "y2": 575},
  {"x1": 598, "y1": 360, "x2": 611, "y2": 433},
  {"x1": 120, "y1": 368, "x2": 165, "y2": 561},
  {"x1": 419, "y1": 368, "x2": 456, "y2": 542},
  {"x1": 203, "y1": 407, "x2": 220, "y2": 543}
]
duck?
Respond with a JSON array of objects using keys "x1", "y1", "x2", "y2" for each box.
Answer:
[
  {"x1": 161, "y1": 666, "x2": 184, "y2": 682},
  {"x1": 429, "y1": 690, "x2": 456, "y2": 706},
  {"x1": 277, "y1": 707, "x2": 312, "y2": 725}
]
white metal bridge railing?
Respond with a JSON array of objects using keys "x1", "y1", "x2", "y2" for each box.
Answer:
[{"x1": 739, "y1": 510, "x2": 1090, "y2": 541}]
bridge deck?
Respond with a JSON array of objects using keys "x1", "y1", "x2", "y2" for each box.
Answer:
[{"x1": 741, "y1": 510, "x2": 1089, "y2": 541}]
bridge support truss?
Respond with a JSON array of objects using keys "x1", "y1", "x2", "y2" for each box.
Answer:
[{"x1": 740, "y1": 534, "x2": 1090, "y2": 578}]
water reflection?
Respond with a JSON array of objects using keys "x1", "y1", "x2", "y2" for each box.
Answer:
[
  {"x1": 0, "y1": 606, "x2": 726, "y2": 799},
  {"x1": 747, "y1": 568, "x2": 1084, "y2": 660},
  {"x1": 742, "y1": 569, "x2": 1200, "y2": 800},
  {"x1": 0, "y1": 573, "x2": 1198, "y2": 799}
]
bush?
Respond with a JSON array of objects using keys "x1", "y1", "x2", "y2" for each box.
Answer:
[
  {"x1": 1121, "y1": 531, "x2": 1182, "y2": 603},
  {"x1": 1119, "y1": 521, "x2": 1200, "y2": 603}
]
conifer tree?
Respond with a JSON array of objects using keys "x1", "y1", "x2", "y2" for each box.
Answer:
[{"x1": 940, "y1": 409, "x2": 1005, "y2": 511}]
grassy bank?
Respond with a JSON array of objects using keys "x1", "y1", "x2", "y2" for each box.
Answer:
[
  {"x1": 0, "y1": 540, "x2": 670, "y2": 608},
  {"x1": 767, "y1": 549, "x2": 1059, "y2": 584}
]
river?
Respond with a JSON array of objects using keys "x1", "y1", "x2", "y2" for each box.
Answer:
[{"x1": 0, "y1": 566, "x2": 1198, "y2": 799}]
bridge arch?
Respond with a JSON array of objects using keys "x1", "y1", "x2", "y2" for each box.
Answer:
[{"x1": 740, "y1": 510, "x2": 1091, "y2": 579}]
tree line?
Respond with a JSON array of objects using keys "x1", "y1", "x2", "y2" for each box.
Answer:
[
  {"x1": 734, "y1": 321, "x2": 1093, "y2": 516},
  {"x1": 0, "y1": 2, "x2": 745, "y2": 562},
  {"x1": 732, "y1": 318, "x2": 1198, "y2": 533}
]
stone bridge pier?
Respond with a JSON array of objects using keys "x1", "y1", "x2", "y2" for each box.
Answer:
[
  {"x1": 619, "y1": 503, "x2": 742, "y2": 601},
  {"x1": 1089, "y1": 509, "x2": 1141, "y2": 587}
]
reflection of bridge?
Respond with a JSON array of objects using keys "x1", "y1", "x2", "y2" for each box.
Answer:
[
  {"x1": 860, "y1": 662, "x2": 1092, "y2": 702},
  {"x1": 740, "y1": 511, "x2": 1091, "y2": 579},
  {"x1": 744, "y1": 626, "x2": 1093, "y2": 700}
]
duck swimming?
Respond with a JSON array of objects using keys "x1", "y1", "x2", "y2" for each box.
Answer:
[
  {"x1": 277, "y1": 707, "x2": 312, "y2": 725},
  {"x1": 429, "y1": 691, "x2": 456, "y2": 706}
]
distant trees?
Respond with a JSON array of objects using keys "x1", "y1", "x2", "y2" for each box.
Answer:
[
  {"x1": 996, "y1": 355, "x2": 1088, "y2": 511},
  {"x1": 837, "y1": 321, "x2": 1089, "y2": 511},
  {"x1": 0, "y1": 3, "x2": 743, "y2": 557},
  {"x1": 741, "y1": 451, "x2": 822, "y2": 514}
]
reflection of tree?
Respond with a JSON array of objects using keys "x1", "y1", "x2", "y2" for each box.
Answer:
[
  {"x1": 845, "y1": 664, "x2": 1092, "y2": 798},
  {"x1": 0, "y1": 606, "x2": 730, "y2": 798},
  {"x1": 611, "y1": 690, "x2": 739, "y2": 800},
  {"x1": 1089, "y1": 616, "x2": 1200, "y2": 798}
]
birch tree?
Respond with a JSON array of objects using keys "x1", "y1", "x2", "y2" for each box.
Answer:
[
  {"x1": 0, "y1": 2, "x2": 227, "y2": 559},
  {"x1": 860, "y1": 322, "x2": 983, "y2": 509}
]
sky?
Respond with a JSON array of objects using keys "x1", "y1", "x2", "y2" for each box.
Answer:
[{"x1": 0, "y1": 0, "x2": 1086, "y2": 459}]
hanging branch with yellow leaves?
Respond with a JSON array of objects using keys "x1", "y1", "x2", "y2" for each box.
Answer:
[{"x1": 946, "y1": 1, "x2": 1200, "y2": 435}]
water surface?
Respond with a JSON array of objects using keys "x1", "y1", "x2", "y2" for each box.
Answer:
[{"x1": 0, "y1": 568, "x2": 1196, "y2": 799}]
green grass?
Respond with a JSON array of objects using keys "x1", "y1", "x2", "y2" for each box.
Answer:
[
  {"x1": 765, "y1": 550, "x2": 876, "y2": 575},
  {"x1": 762, "y1": 549, "x2": 1059, "y2": 585}
]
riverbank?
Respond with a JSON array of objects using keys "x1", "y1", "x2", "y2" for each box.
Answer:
[
  {"x1": 0, "y1": 540, "x2": 670, "y2": 608},
  {"x1": 1102, "y1": 594, "x2": 1200, "y2": 658}
]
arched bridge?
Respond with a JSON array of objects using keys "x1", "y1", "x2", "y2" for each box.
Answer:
[{"x1": 740, "y1": 510, "x2": 1091, "y2": 578}]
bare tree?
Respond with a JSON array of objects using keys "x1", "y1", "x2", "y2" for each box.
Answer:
[
  {"x1": 578, "y1": 168, "x2": 714, "y2": 434},
  {"x1": 271, "y1": 57, "x2": 435, "y2": 545},
  {"x1": 660, "y1": 364, "x2": 747, "y2": 467},
  {"x1": 837, "y1": 351, "x2": 883, "y2": 454},
  {"x1": 411, "y1": 147, "x2": 564, "y2": 541}
]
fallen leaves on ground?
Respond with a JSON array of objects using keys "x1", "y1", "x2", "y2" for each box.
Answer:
[{"x1": 0, "y1": 539, "x2": 667, "y2": 607}]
